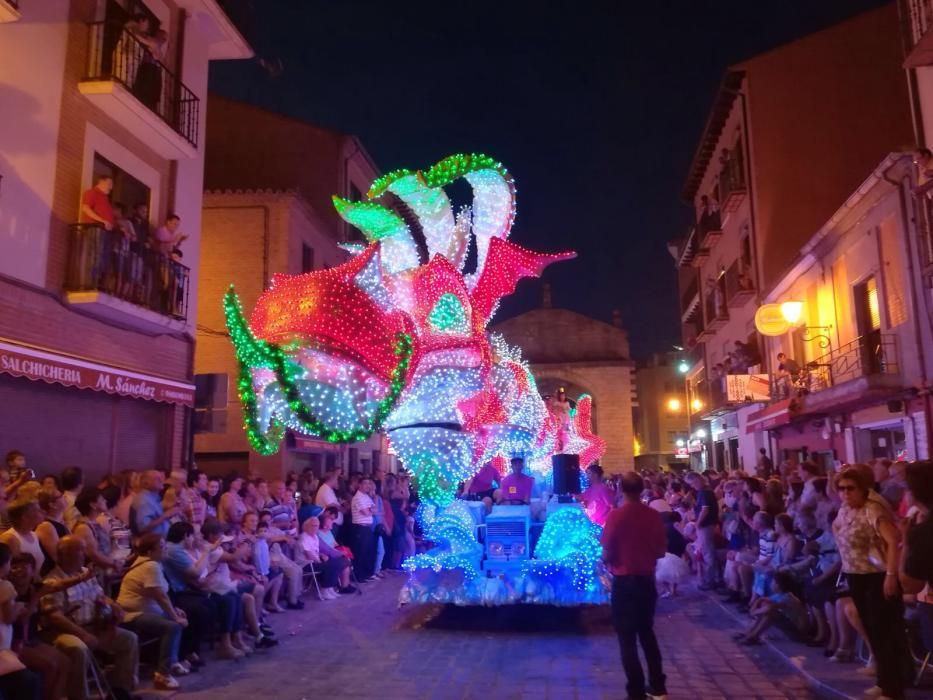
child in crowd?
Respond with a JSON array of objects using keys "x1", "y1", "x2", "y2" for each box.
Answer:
[
  {"x1": 656, "y1": 511, "x2": 690, "y2": 598},
  {"x1": 734, "y1": 571, "x2": 808, "y2": 645}
]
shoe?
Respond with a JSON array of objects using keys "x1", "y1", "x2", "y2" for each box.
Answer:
[
  {"x1": 169, "y1": 662, "x2": 191, "y2": 676},
  {"x1": 325, "y1": 588, "x2": 339, "y2": 600},
  {"x1": 830, "y1": 651, "x2": 855, "y2": 663},
  {"x1": 364, "y1": 575, "x2": 379, "y2": 582},
  {"x1": 375, "y1": 571, "x2": 386, "y2": 578},
  {"x1": 856, "y1": 664, "x2": 877, "y2": 677},
  {"x1": 217, "y1": 646, "x2": 244, "y2": 660},
  {"x1": 153, "y1": 672, "x2": 179, "y2": 690},
  {"x1": 863, "y1": 687, "x2": 883, "y2": 698},
  {"x1": 187, "y1": 654, "x2": 206, "y2": 669},
  {"x1": 259, "y1": 623, "x2": 275, "y2": 636},
  {"x1": 338, "y1": 585, "x2": 358, "y2": 595},
  {"x1": 286, "y1": 600, "x2": 305, "y2": 610},
  {"x1": 255, "y1": 635, "x2": 278, "y2": 649}
]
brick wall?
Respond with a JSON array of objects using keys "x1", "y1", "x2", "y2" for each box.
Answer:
[
  {"x1": 0, "y1": 275, "x2": 192, "y2": 379},
  {"x1": 47, "y1": 0, "x2": 172, "y2": 291}
]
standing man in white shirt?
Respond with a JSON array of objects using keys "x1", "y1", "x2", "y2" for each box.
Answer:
[
  {"x1": 350, "y1": 477, "x2": 377, "y2": 582},
  {"x1": 314, "y1": 472, "x2": 343, "y2": 526}
]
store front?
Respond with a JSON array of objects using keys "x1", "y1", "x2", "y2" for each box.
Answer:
[{"x1": 0, "y1": 340, "x2": 194, "y2": 480}]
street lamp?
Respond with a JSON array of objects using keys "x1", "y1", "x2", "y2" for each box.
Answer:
[
  {"x1": 696, "y1": 428, "x2": 707, "y2": 438},
  {"x1": 667, "y1": 397, "x2": 682, "y2": 412},
  {"x1": 780, "y1": 301, "x2": 804, "y2": 324},
  {"x1": 677, "y1": 360, "x2": 689, "y2": 374},
  {"x1": 691, "y1": 397, "x2": 703, "y2": 412},
  {"x1": 675, "y1": 438, "x2": 685, "y2": 447}
]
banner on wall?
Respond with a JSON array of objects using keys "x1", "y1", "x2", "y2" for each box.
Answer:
[
  {"x1": 726, "y1": 374, "x2": 770, "y2": 402},
  {"x1": 0, "y1": 340, "x2": 194, "y2": 406}
]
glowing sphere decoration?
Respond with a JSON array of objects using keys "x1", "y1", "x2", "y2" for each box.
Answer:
[{"x1": 226, "y1": 153, "x2": 609, "y2": 605}]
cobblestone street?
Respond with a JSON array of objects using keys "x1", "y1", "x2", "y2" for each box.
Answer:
[{"x1": 171, "y1": 577, "x2": 824, "y2": 700}]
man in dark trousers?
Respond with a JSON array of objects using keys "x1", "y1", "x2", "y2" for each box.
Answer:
[{"x1": 601, "y1": 471, "x2": 667, "y2": 700}]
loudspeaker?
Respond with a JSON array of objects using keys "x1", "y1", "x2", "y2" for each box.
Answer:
[{"x1": 552, "y1": 453, "x2": 581, "y2": 495}]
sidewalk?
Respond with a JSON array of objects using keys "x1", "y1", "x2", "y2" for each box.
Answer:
[{"x1": 706, "y1": 590, "x2": 930, "y2": 700}]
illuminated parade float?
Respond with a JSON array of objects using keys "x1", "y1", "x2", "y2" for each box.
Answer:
[{"x1": 225, "y1": 154, "x2": 609, "y2": 605}]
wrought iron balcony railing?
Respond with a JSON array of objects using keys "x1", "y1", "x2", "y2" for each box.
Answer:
[
  {"x1": 908, "y1": 0, "x2": 933, "y2": 46},
  {"x1": 85, "y1": 20, "x2": 199, "y2": 148},
  {"x1": 65, "y1": 224, "x2": 190, "y2": 320},
  {"x1": 769, "y1": 333, "x2": 899, "y2": 401}
]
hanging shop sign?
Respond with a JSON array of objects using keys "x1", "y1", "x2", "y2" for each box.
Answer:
[
  {"x1": 0, "y1": 340, "x2": 194, "y2": 406},
  {"x1": 726, "y1": 374, "x2": 771, "y2": 402},
  {"x1": 754, "y1": 303, "x2": 794, "y2": 336}
]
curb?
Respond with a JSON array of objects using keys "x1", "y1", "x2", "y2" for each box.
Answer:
[{"x1": 704, "y1": 591, "x2": 858, "y2": 700}]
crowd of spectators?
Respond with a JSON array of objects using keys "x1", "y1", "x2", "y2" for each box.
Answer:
[
  {"x1": 0, "y1": 450, "x2": 417, "y2": 700},
  {"x1": 624, "y1": 456, "x2": 932, "y2": 700}
]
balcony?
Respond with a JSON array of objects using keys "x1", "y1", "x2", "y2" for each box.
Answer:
[
  {"x1": 698, "y1": 211, "x2": 722, "y2": 249},
  {"x1": 79, "y1": 21, "x2": 200, "y2": 159},
  {"x1": 680, "y1": 274, "x2": 700, "y2": 321},
  {"x1": 719, "y1": 147, "x2": 747, "y2": 213},
  {"x1": 64, "y1": 224, "x2": 189, "y2": 333},
  {"x1": 769, "y1": 334, "x2": 902, "y2": 414},
  {"x1": 724, "y1": 258, "x2": 756, "y2": 307},
  {"x1": 905, "y1": 0, "x2": 933, "y2": 67},
  {"x1": 0, "y1": 0, "x2": 20, "y2": 23},
  {"x1": 703, "y1": 277, "x2": 729, "y2": 332}
]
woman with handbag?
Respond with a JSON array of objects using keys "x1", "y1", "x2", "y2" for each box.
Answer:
[{"x1": 832, "y1": 467, "x2": 910, "y2": 700}]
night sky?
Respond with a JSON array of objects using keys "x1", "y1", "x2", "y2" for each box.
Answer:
[{"x1": 210, "y1": 0, "x2": 890, "y2": 359}]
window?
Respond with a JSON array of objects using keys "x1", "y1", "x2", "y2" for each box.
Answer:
[
  {"x1": 301, "y1": 243, "x2": 315, "y2": 273},
  {"x1": 93, "y1": 153, "x2": 150, "y2": 222},
  {"x1": 347, "y1": 183, "x2": 365, "y2": 242}
]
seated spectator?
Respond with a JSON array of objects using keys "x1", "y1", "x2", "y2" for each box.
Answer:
[
  {"x1": 163, "y1": 521, "x2": 245, "y2": 660},
  {"x1": 298, "y1": 517, "x2": 353, "y2": 599},
  {"x1": 40, "y1": 536, "x2": 138, "y2": 700},
  {"x1": 737, "y1": 512, "x2": 775, "y2": 611},
  {"x1": 734, "y1": 571, "x2": 808, "y2": 645},
  {"x1": 7, "y1": 553, "x2": 69, "y2": 700},
  {"x1": 240, "y1": 513, "x2": 284, "y2": 614},
  {"x1": 60, "y1": 467, "x2": 84, "y2": 532},
  {"x1": 200, "y1": 519, "x2": 276, "y2": 649},
  {"x1": 185, "y1": 470, "x2": 209, "y2": 531},
  {"x1": 4, "y1": 451, "x2": 27, "y2": 484},
  {"x1": 35, "y1": 487, "x2": 69, "y2": 577},
  {"x1": 788, "y1": 509, "x2": 840, "y2": 649},
  {"x1": 133, "y1": 470, "x2": 178, "y2": 538},
  {"x1": 319, "y1": 507, "x2": 355, "y2": 564},
  {"x1": 256, "y1": 511, "x2": 305, "y2": 610},
  {"x1": 72, "y1": 487, "x2": 118, "y2": 571},
  {"x1": 267, "y1": 480, "x2": 298, "y2": 531},
  {"x1": 116, "y1": 533, "x2": 187, "y2": 689},
  {"x1": 218, "y1": 475, "x2": 247, "y2": 529},
  {"x1": 205, "y1": 477, "x2": 221, "y2": 520},
  {"x1": 901, "y1": 460, "x2": 933, "y2": 594},
  {"x1": 0, "y1": 499, "x2": 45, "y2": 579},
  {"x1": 0, "y1": 543, "x2": 43, "y2": 700}
]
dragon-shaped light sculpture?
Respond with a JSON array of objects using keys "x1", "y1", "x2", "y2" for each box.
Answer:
[{"x1": 224, "y1": 154, "x2": 607, "y2": 604}]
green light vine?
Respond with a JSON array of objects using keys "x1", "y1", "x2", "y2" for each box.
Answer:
[{"x1": 223, "y1": 286, "x2": 413, "y2": 453}]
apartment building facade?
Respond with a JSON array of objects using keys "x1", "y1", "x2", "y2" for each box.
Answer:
[
  {"x1": 748, "y1": 154, "x2": 933, "y2": 467},
  {"x1": 673, "y1": 4, "x2": 914, "y2": 471},
  {"x1": 0, "y1": 0, "x2": 250, "y2": 478},
  {"x1": 193, "y1": 98, "x2": 389, "y2": 480}
]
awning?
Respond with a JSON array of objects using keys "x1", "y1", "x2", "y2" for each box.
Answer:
[
  {"x1": 0, "y1": 340, "x2": 194, "y2": 407},
  {"x1": 745, "y1": 398, "x2": 798, "y2": 433}
]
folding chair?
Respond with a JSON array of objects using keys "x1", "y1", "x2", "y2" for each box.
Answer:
[
  {"x1": 301, "y1": 563, "x2": 324, "y2": 600},
  {"x1": 87, "y1": 653, "x2": 116, "y2": 700}
]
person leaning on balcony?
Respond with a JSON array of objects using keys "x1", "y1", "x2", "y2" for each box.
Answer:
[
  {"x1": 154, "y1": 214, "x2": 187, "y2": 256},
  {"x1": 79, "y1": 176, "x2": 114, "y2": 231},
  {"x1": 914, "y1": 147, "x2": 933, "y2": 190}
]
